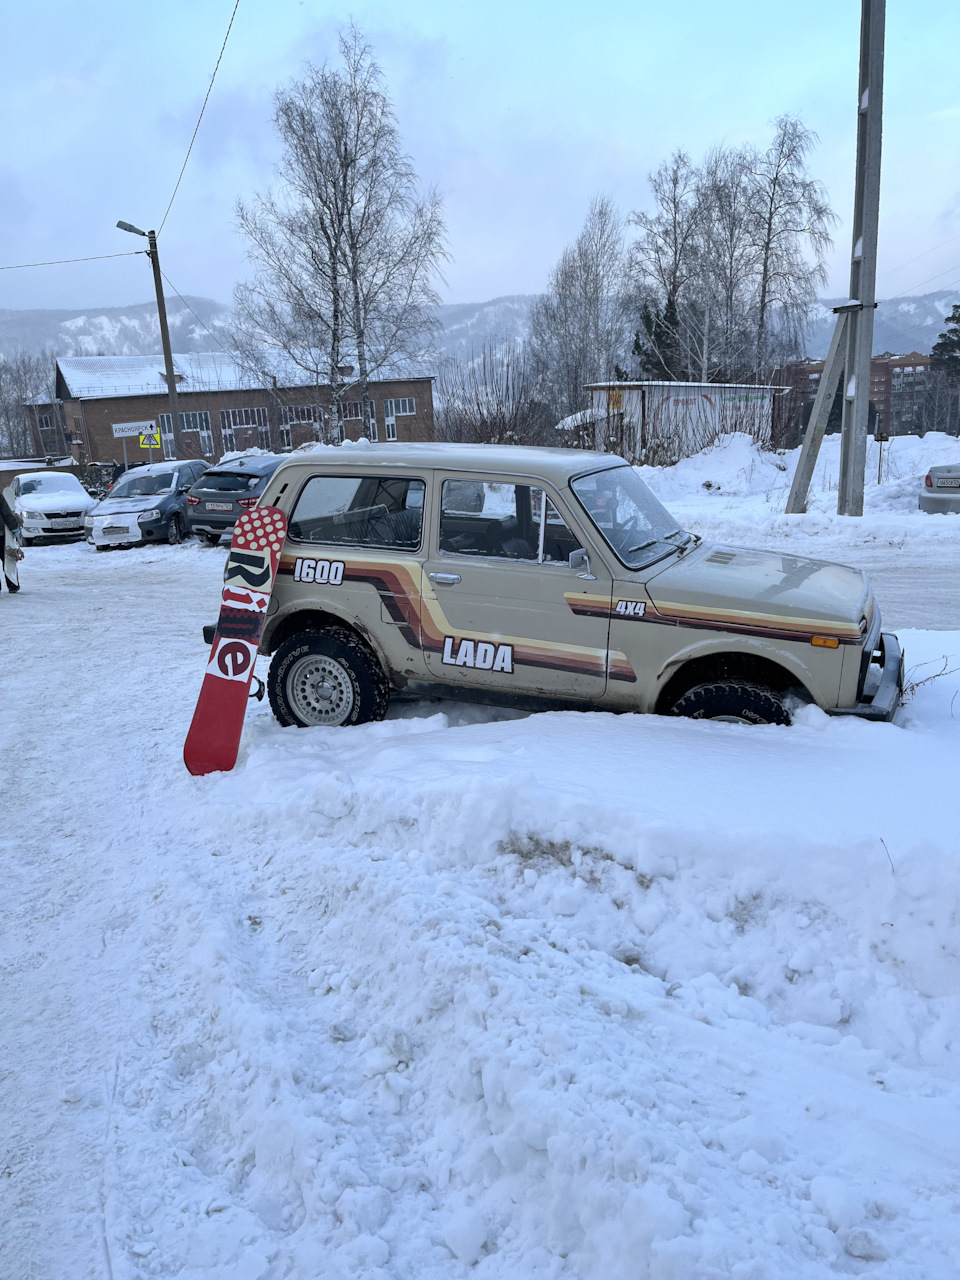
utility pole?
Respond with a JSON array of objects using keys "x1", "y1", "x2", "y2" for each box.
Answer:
[
  {"x1": 786, "y1": 0, "x2": 884, "y2": 516},
  {"x1": 116, "y1": 221, "x2": 184, "y2": 459}
]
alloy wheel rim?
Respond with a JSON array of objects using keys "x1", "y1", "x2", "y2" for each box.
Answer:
[{"x1": 287, "y1": 654, "x2": 354, "y2": 726}]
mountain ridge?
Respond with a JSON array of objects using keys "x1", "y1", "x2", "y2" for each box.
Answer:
[{"x1": 1, "y1": 289, "x2": 955, "y2": 363}]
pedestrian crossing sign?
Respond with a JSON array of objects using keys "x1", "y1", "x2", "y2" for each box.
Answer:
[{"x1": 139, "y1": 432, "x2": 161, "y2": 449}]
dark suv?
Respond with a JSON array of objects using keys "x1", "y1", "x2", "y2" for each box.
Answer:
[{"x1": 184, "y1": 454, "x2": 286, "y2": 545}]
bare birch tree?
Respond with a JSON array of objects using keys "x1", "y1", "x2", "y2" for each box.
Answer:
[
  {"x1": 234, "y1": 27, "x2": 446, "y2": 439},
  {"x1": 748, "y1": 116, "x2": 835, "y2": 376},
  {"x1": 0, "y1": 351, "x2": 57, "y2": 458},
  {"x1": 528, "y1": 196, "x2": 631, "y2": 425}
]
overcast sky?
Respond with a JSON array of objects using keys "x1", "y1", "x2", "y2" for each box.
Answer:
[{"x1": 1, "y1": 0, "x2": 959, "y2": 315}]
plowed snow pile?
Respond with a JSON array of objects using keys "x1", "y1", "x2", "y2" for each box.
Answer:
[{"x1": 3, "y1": 435, "x2": 960, "y2": 1279}]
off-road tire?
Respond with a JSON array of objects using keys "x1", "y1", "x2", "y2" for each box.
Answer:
[
  {"x1": 669, "y1": 680, "x2": 791, "y2": 726},
  {"x1": 167, "y1": 514, "x2": 183, "y2": 545},
  {"x1": 268, "y1": 627, "x2": 390, "y2": 728}
]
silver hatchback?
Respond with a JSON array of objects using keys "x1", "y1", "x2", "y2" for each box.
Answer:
[{"x1": 919, "y1": 465, "x2": 960, "y2": 514}]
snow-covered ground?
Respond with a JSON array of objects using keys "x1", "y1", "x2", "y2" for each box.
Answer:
[{"x1": 3, "y1": 436, "x2": 960, "y2": 1279}]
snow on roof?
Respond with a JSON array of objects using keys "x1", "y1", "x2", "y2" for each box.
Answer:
[
  {"x1": 55, "y1": 353, "x2": 437, "y2": 401},
  {"x1": 56, "y1": 352, "x2": 266, "y2": 400}
]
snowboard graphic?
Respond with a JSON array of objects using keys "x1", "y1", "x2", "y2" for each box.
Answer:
[
  {"x1": 183, "y1": 506, "x2": 287, "y2": 776},
  {"x1": 2, "y1": 483, "x2": 22, "y2": 593}
]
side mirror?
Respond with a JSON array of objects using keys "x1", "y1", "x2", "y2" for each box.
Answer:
[
  {"x1": 569, "y1": 548, "x2": 597, "y2": 580},
  {"x1": 180, "y1": 484, "x2": 191, "y2": 493}
]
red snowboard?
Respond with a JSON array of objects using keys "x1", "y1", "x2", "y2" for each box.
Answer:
[{"x1": 183, "y1": 506, "x2": 287, "y2": 776}]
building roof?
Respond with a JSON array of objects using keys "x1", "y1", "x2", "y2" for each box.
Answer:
[
  {"x1": 272, "y1": 441, "x2": 627, "y2": 488},
  {"x1": 55, "y1": 353, "x2": 435, "y2": 401}
]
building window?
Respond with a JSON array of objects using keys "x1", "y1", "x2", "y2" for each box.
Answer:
[
  {"x1": 369, "y1": 419, "x2": 378, "y2": 442},
  {"x1": 178, "y1": 410, "x2": 213, "y2": 456},
  {"x1": 158, "y1": 414, "x2": 176, "y2": 460},
  {"x1": 280, "y1": 425, "x2": 292, "y2": 450},
  {"x1": 385, "y1": 419, "x2": 397, "y2": 442},
  {"x1": 280, "y1": 404, "x2": 320, "y2": 425},
  {"x1": 221, "y1": 426, "x2": 236, "y2": 453},
  {"x1": 342, "y1": 402, "x2": 362, "y2": 420},
  {"x1": 384, "y1": 397, "x2": 416, "y2": 417},
  {"x1": 221, "y1": 406, "x2": 269, "y2": 429}
]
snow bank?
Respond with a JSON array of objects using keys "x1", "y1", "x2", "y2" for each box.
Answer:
[
  {"x1": 639, "y1": 432, "x2": 960, "y2": 551},
  {"x1": 5, "y1": 542, "x2": 960, "y2": 1279}
]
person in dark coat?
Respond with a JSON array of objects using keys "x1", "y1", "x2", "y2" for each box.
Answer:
[{"x1": 1, "y1": 488, "x2": 23, "y2": 593}]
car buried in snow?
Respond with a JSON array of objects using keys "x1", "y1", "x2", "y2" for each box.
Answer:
[{"x1": 210, "y1": 443, "x2": 903, "y2": 728}]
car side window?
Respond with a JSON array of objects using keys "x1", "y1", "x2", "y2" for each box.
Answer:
[
  {"x1": 439, "y1": 480, "x2": 582, "y2": 563},
  {"x1": 289, "y1": 474, "x2": 425, "y2": 550}
]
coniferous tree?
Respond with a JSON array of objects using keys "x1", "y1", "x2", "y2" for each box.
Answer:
[{"x1": 930, "y1": 304, "x2": 960, "y2": 382}]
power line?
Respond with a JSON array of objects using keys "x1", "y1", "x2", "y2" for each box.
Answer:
[
  {"x1": 157, "y1": 0, "x2": 241, "y2": 235},
  {"x1": 878, "y1": 231, "x2": 960, "y2": 281},
  {"x1": 0, "y1": 251, "x2": 144, "y2": 272},
  {"x1": 159, "y1": 269, "x2": 234, "y2": 356}
]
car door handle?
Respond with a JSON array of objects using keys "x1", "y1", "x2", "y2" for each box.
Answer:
[{"x1": 429, "y1": 572, "x2": 461, "y2": 585}]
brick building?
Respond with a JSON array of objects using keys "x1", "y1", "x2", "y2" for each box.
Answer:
[
  {"x1": 49, "y1": 353, "x2": 435, "y2": 465},
  {"x1": 776, "y1": 350, "x2": 958, "y2": 446}
]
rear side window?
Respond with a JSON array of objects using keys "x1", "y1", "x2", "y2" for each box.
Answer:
[{"x1": 290, "y1": 474, "x2": 425, "y2": 550}]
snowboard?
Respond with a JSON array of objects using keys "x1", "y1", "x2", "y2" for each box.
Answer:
[
  {"x1": 183, "y1": 506, "x2": 288, "y2": 776},
  {"x1": 2, "y1": 483, "x2": 22, "y2": 593}
]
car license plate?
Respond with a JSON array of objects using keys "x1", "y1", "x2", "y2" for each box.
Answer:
[
  {"x1": 102, "y1": 526, "x2": 130, "y2": 536},
  {"x1": 205, "y1": 502, "x2": 233, "y2": 511},
  {"x1": 935, "y1": 478, "x2": 960, "y2": 488},
  {"x1": 49, "y1": 518, "x2": 78, "y2": 528}
]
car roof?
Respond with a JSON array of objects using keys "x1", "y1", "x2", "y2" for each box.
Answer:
[
  {"x1": 125, "y1": 460, "x2": 196, "y2": 475},
  {"x1": 204, "y1": 455, "x2": 284, "y2": 476},
  {"x1": 270, "y1": 443, "x2": 627, "y2": 486},
  {"x1": 17, "y1": 470, "x2": 81, "y2": 480}
]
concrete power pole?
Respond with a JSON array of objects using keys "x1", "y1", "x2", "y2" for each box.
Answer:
[
  {"x1": 146, "y1": 230, "x2": 185, "y2": 461},
  {"x1": 786, "y1": 0, "x2": 884, "y2": 516},
  {"x1": 116, "y1": 220, "x2": 185, "y2": 459}
]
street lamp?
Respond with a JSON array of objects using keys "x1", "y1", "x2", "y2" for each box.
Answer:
[{"x1": 116, "y1": 220, "x2": 184, "y2": 459}]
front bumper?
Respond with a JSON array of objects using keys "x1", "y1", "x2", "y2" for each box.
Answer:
[
  {"x1": 827, "y1": 632, "x2": 903, "y2": 722},
  {"x1": 23, "y1": 519, "x2": 84, "y2": 539}
]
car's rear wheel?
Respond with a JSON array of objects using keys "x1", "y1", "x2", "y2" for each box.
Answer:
[
  {"x1": 268, "y1": 628, "x2": 390, "y2": 728},
  {"x1": 669, "y1": 680, "x2": 791, "y2": 726},
  {"x1": 167, "y1": 514, "x2": 183, "y2": 545},
  {"x1": 201, "y1": 532, "x2": 222, "y2": 546}
]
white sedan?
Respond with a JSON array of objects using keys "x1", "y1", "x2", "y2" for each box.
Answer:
[{"x1": 14, "y1": 471, "x2": 98, "y2": 543}]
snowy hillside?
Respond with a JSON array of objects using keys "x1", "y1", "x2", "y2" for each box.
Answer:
[
  {"x1": 0, "y1": 296, "x2": 232, "y2": 358},
  {"x1": 4, "y1": 432, "x2": 960, "y2": 1278},
  {"x1": 804, "y1": 290, "x2": 958, "y2": 359},
  {"x1": 2, "y1": 289, "x2": 955, "y2": 363}
]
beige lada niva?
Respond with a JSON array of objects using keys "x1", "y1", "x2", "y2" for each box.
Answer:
[{"x1": 246, "y1": 443, "x2": 902, "y2": 728}]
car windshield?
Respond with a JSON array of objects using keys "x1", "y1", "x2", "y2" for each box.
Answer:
[
  {"x1": 196, "y1": 471, "x2": 262, "y2": 492},
  {"x1": 19, "y1": 474, "x2": 83, "y2": 495},
  {"x1": 571, "y1": 466, "x2": 687, "y2": 569},
  {"x1": 110, "y1": 471, "x2": 176, "y2": 497}
]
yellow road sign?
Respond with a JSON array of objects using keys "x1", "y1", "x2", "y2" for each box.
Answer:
[{"x1": 139, "y1": 432, "x2": 160, "y2": 449}]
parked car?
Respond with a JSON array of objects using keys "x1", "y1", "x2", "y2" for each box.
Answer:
[
  {"x1": 206, "y1": 443, "x2": 903, "y2": 728},
  {"x1": 85, "y1": 459, "x2": 209, "y2": 549},
  {"x1": 15, "y1": 471, "x2": 98, "y2": 544},
  {"x1": 919, "y1": 464, "x2": 960, "y2": 514},
  {"x1": 184, "y1": 454, "x2": 286, "y2": 545}
]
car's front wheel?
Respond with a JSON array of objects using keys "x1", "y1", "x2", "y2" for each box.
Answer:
[
  {"x1": 268, "y1": 628, "x2": 390, "y2": 728},
  {"x1": 167, "y1": 514, "x2": 183, "y2": 545},
  {"x1": 669, "y1": 680, "x2": 791, "y2": 725}
]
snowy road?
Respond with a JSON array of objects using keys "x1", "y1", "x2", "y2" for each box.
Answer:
[{"x1": 3, "y1": 536, "x2": 960, "y2": 1279}]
